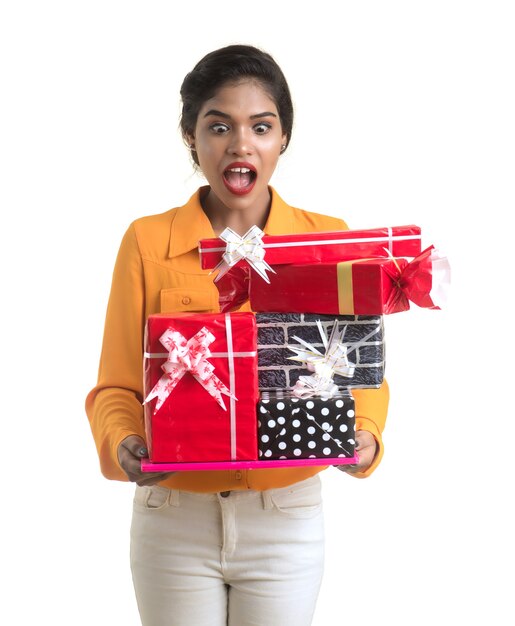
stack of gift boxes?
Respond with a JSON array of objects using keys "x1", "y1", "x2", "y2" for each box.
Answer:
[{"x1": 143, "y1": 225, "x2": 447, "y2": 469}]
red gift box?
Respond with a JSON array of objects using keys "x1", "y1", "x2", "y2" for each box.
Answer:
[
  {"x1": 249, "y1": 247, "x2": 444, "y2": 315},
  {"x1": 199, "y1": 225, "x2": 422, "y2": 273},
  {"x1": 143, "y1": 312, "x2": 259, "y2": 463}
]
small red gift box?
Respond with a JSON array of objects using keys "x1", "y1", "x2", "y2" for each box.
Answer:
[
  {"x1": 143, "y1": 312, "x2": 259, "y2": 463},
  {"x1": 249, "y1": 247, "x2": 444, "y2": 315},
  {"x1": 198, "y1": 225, "x2": 422, "y2": 272}
]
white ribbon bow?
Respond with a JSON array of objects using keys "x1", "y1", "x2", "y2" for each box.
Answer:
[
  {"x1": 212, "y1": 225, "x2": 275, "y2": 283},
  {"x1": 144, "y1": 326, "x2": 236, "y2": 412},
  {"x1": 289, "y1": 320, "x2": 356, "y2": 399}
]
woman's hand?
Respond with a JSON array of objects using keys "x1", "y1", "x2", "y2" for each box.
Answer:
[
  {"x1": 118, "y1": 435, "x2": 175, "y2": 486},
  {"x1": 344, "y1": 430, "x2": 377, "y2": 474}
]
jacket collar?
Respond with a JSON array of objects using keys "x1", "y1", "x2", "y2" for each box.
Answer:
[{"x1": 168, "y1": 185, "x2": 296, "y2": 259}]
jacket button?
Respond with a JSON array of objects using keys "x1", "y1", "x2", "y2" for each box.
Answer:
[{"x1": 182, "y1": 296, "x2": 191, "y2": 305}]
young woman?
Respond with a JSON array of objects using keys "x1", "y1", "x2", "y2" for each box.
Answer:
[{"x1": 86, "y1": 44, "x2": 389, "y2": 626}]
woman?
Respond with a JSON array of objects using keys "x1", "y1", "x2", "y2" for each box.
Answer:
[{"x1": 86, "y1": 44, "x2": 389, "y2": 626}]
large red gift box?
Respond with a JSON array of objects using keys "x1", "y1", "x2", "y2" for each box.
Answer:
[
  {"x1": 143, "y1": 312, "x2": 259, "y2": 463},
  {"x1": 199, "y1": 225, "x2": 422, "y2": 271},
  {"x1": 249, "y1": 247, "x2": 442, "y2": 315}
]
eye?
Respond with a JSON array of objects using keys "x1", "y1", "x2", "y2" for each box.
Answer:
[
  {"x1": 209, "y1": 122, "x2": 230, "y2": 134},
  {"x1": 253, "y1": 122, "x2": 272, "y2": 135}
]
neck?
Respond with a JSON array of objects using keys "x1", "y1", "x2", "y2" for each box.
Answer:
[{"x1": 201, "y1": 187, "x2": 272, "y2": 236}]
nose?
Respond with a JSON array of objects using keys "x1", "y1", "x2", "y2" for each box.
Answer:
[{"x1": 227, "y1": 127, "x2": 254, "y2": 156}]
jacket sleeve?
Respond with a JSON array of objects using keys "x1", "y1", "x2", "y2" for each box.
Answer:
[
  {"x1": 85, "y1": 224, "x2": 147, "y2": 481},
  {"x1": 327, "y1": 216, "x2": 390, "y2": 477}
]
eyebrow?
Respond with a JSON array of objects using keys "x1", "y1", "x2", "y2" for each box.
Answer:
[{"x1": 203, "y1": 109, "x2": 278, "y2": 120}]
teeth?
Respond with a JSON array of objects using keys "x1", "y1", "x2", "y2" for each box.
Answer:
[{"x1": 228, "y1": 167, "x2": 251, "y2": 173}]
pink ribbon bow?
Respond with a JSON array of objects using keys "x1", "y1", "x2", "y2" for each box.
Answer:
[{"x1": 144, "y1": 326, "x2": 236, "y2": 413}]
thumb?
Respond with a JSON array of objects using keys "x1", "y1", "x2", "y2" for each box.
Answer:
[{"x1": 121, "y1": 434, "x2": 148, "y2": 458}]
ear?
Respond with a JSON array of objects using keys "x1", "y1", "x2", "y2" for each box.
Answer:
[
  {"x1": 184, "y1": 132, "x2": 195, "y2": 149},
  {"x1": 279, "y1": 132, "x2": 288, "y2": 154}
]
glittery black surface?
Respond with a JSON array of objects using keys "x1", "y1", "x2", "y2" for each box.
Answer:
[{"x1": 256, "y1": 313, "x2": 385, "y2": 390}]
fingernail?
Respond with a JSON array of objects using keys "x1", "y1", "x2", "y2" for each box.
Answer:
[{"x1": 139, "y1": 447, "x2": 148, "y2": 457}]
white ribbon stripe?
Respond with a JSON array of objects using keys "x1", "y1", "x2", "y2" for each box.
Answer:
[{"x1": 202, "y1": 233, "x2": 421, "y2": 253}]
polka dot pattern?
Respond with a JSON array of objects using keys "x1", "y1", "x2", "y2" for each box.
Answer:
[{"x1": 257, "y1": 390, "x2": 356, "y2": 460}]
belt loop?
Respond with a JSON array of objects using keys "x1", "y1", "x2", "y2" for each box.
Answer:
[
  {"x1": 169, "y1": 489, "x2": 180, "y2": 507},
  {"x1": 261, "y1": 490, "x2": 273, "y2": 510}
]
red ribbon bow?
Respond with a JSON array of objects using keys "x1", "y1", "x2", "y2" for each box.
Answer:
[{"x1": 384, "y1": 245, "x2": 450, "y2": 314}]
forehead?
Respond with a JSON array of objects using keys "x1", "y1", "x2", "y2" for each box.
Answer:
[{"x1": 198, "y1": 80, "x2": 279, "y2": 117}]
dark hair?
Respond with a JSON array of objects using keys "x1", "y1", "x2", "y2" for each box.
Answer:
[{"x1": 180, "y1": 44, "x2": 294, "y2": 165}]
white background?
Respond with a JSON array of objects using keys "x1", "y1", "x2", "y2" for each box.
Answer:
[{"x1": 1, "y1": 1, "x2": 514, "y2": 624}]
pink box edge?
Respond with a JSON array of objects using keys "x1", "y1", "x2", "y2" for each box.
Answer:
[{"x1": 141, "y1": 454, "x2": 359, "y2": 472}]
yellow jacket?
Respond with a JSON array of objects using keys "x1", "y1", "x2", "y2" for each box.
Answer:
[{"x1": 86, "y1": 186, "x2": 389, "y2": 492}]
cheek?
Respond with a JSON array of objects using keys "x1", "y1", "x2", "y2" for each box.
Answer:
[
  {"x1": 261, "y1": 143, "x2": 281, "y2": 168},
  {"x1": 196, "y1": 144, "x2": 220, "y2": 172}
]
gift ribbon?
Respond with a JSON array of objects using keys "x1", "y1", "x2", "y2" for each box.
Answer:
[
  {"x1": 144, "y1": 324, "x2": 236, "y2": 413},
  {"x1": 225, "y1": 313, "x2": 237, "y2": 459},
  {"x1": 291, "y1": 375, "x2": 340, "y2": 400},
  {"x1": 335, "y1": 246, "x2": 450, "y2": 314},
  {"x1": 288, "y1": 320, "x2": 382, "y2": 398},
  {"x1": 203, "y1": 230, "x2": 421, "y2": 253},
  {"x1": 383, "y1": 245, "x2": 450, "y2": 314},
  {"x1": 337, "y1": 258, "x2": 372, "y2": 314},
  {"x1": 212, "y1": 226, "x2": 276, "y2": 284}
]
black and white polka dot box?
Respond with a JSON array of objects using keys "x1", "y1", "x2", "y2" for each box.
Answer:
[{"x1": 257, "y1": 389, "x2": 356, "y2": 460}]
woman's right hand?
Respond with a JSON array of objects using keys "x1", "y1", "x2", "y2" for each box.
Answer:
[{"x1": 117, "y1": 435, "x2": 174, "y2": 486}]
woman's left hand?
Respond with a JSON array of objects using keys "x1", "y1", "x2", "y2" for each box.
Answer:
[{"x1": 344, "y1": 430, "x2": 377, "y2": 474}]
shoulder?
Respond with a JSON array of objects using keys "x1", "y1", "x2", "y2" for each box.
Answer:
[
  {"x1": 122, "y1": 205, "x2": 180, "y2": 260},
  {"x1": 290, "y1": 204, "x2": 349, "y2": 233},
  {"x1": 131, "y1": 206, "x2": 178, "y2": 237}
]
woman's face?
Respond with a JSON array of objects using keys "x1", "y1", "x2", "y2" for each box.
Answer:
[{"x1": 189, "y1": 80, "x2": 287, "y2": 213}]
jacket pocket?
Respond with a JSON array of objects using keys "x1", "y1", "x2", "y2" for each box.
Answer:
[{"x1": 160, "y1": 287, "x2": 217, "y2": 313}]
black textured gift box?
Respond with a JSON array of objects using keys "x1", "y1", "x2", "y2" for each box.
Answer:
[
  {"x1": 256, "y1": 313, "x2": 385, "y2": 391},
  {"x1": 257, "y1": 390, "x2": 356, "y2": 460}
]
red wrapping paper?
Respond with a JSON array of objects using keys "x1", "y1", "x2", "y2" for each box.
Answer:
[
  {"x1": 143, "y1": 312, "x2": 259, "y2": 463},
  {"x1": 249, "y1": 247, "x2": 441, "y2": 315},
  {"x1": 199, "y1": 225, "x2": 422, "y2": 270}
]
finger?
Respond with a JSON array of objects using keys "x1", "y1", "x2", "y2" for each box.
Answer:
[
  {"x1": 121, "y1": 455, "x2": 148, "y2": 481},
  {"x1": 120, "y1": 435, "x2": 148, "y2": 459},
  {"x1": 135, "y1": 472, "x2": 175, "y2": 487},
  {"x1": 346, "y1": 444, "x2": 375, "y2": 473},
  {"x1": 354, "y1": 430, "x2": 374, "y2": 451}
]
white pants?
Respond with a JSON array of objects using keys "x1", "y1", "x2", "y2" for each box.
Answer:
[{"x1": 130, "y1": 475, "x2": 325, "y2": 626}]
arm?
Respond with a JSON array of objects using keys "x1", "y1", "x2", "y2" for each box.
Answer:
[{"x1": 85, "y1": 224, "x2": 147, "y2": 481}]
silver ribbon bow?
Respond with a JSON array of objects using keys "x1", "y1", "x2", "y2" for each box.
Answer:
[
  {"x1": 212, "y1": 225, "x2": 275, "y2": 283},
  {"x1": 288, "y1": 320, "x2": 355, "y2": 399}
]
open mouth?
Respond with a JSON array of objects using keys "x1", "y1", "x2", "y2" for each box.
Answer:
[{"x1": 222, "y1": 164, "x2": 257, "y2": 195}]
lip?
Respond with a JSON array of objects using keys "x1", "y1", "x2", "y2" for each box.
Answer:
[{"x1": 222, "y1": 161, "x2": 257, "y2": 196}]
